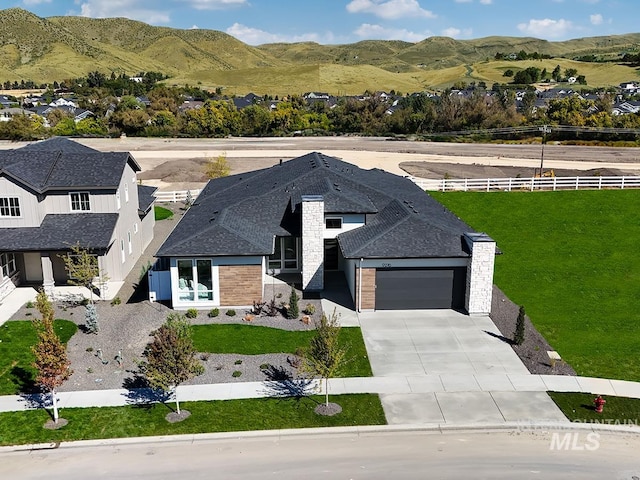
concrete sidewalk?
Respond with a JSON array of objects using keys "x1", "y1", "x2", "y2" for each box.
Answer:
[{"x1": 2, "y1": 374, "x2": 640, "y2": 425}]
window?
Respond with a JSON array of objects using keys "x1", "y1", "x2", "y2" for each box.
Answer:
[
  {"x1": 268, "y1": 236, "x2": 299, "y2": 272},
  {"x1": 120, "y1": 239, "x2": 125, "y2": 263},
  {"x1": 133, "y1": 222, "x2": 138, "y2": 234},
  {"x1": 325, "y1": 217, "x2": 342, "y2": 229},
  {"x1": 176, "y1": 259, "x2": 214, "y2": 302},
  {"x1": 70, "y1": 192, "x2": 90, "y2": 211},
  {"x1": 0, "y1": 252, "x2": 17, "y2": 277},
  {"x1": 127, "y1": 231, "x2": 132, "y2": 254},
  {"x1": 0, "y1": 197, "x2": 21, "y2": 217},
  {"x1": 116, "y1": 189, "x2": 121, "y2": 210},
  {"x1": 124, "y1": 183, "x2": 129, "y2": 203}
]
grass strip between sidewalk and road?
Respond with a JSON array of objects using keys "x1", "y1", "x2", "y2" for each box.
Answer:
[
  {"x1": 431, "y1": 190, "x2": 640, "y2": 382},
  {"x1": 0, "y1": 394, "x2": 385, "y2": 447},
  {"x1": 192, "y1": 324, "x2": 372, "y2": 377},
  {"x1": 0, "y1": 320, "x2": 78, "y2": 396},
  {"x1": 549, "y1": 392, "x2": 640, "y2": 425}
]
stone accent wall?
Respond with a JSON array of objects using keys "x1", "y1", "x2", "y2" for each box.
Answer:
[
  {"x1": 464, "y1": 233, "x2": 496, "y2": 315},
  {"x1": 219, "y1": 265, "x2": 262, "y2": 306},
  {"x1": 354, "y1": 267, "x2": 376, "y2": 311},
  {"x1": 302, "y1": 196, "x2": 324, "y2": 291}
]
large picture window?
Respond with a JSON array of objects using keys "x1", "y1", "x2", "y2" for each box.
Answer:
[
  {"x1": 0, "y1": 252, "x2": 16, "y2": 277},
  {"x1": 0, "y1": 197, "x2": 21, "y2": 217},
  {"x1": 268, "y1": 236, "x2": 298, "y2": 272},
  {"x1": 70, "y1": 192, "x2": 90, "y2": 211},
  {"x1": 177, "y1": 259, "x2": 214, "y2": 302}
]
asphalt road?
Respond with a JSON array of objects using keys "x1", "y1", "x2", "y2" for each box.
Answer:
[{"x1": 2, "y1": 429, "x2": 639, "y2": 479}]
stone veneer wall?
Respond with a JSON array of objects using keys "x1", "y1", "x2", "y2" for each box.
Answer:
[
  {"x1": 301, "y1": 196, "x2": 324, "y2": 291},
  {"x1": 354, "y1": 267, "x2": 376, "y2": 310},
  {"x1": 464, "y1": 233, "x2": 496, "y2": 315},
  {"x1": 219, "y1": 265, "x2": 262, "y2": 306}
]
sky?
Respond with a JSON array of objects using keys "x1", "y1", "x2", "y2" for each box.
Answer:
[{"x1": 10, "y1": 0, "x2": 638, "y2": 45}]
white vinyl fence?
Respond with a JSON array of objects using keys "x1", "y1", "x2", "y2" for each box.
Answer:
[
  {"x1": 409, "y1": 176, "x2": 640, "y2": 192},
  {"x1": 154, "y1": 189, "x2": 202, "y2": 203}
]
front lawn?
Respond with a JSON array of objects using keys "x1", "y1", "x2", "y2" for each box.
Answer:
[
  {"x1": 192, "y1": 324, "x2": 372, "y2": 377},
  {"x1": 154, "y1": 205, "x2": 174, "y2": 221},
  {"x1": 431, "y1": 190, "x2": 640, "y2": 381},
  {"x1": 549, "y1": 392, "x2": 640, "y2": 425},
  {"x1": 0, "y1": 320, "x2": 77, "y2": 395},
  {"x1": 0, "y1": 394, "x2": 385, "y2": 446}
]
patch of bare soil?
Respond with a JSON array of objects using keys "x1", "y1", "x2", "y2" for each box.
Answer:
[
  {"x1": 166, "y1": 410, "x2": 191, "y2": 423},
  {"x1": 315, "y1": 402, "x2": 342, "y2": 416},
  {"x1": 44, "y1": 418, "x2": 68, "y2": 430},
  {"x1": 400, "y1": 161, "x2": 632, "y2": 180}
]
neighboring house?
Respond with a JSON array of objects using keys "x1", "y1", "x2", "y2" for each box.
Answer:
[
  {"x1": 0, "y1": 95, "x2": 17, "y2": 108},
  {"x1": 0, "y1": 138, "x2": 156, "y2": 301},
  {"x1": 151, "y1": 152, "x2": 496, "y2": 315},
  {"x1": 612, "y1": 101, "x2": 640, "y2": 115},
  {"x1": 0, "y1": 108, "x2": 37, "y2": 122}
]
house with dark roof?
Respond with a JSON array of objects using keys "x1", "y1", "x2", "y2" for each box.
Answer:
[
  {"x1": 151, "y1": 152, "x2": 496, "y2": 315},
  {"x1": 0, "y1": 138, "x2": 156, "y2": 301}
]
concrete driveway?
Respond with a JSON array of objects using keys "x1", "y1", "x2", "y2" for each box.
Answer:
[
  {"x1": 358, "y1": 309, "x2": 529, "y2": 377},
  {"x1": 357, "y1": 310, "x2": 567, "y2": 425}
]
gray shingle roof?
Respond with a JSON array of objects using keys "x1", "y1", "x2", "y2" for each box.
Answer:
[
  {"x1": 137, "y1": 184, "x2": 157, "y2": 215},
  {"x1": 156, "y1": 152, "x2": 475, "y2": 259},
  {"x1": 0, "y1": 214, "x2": 118, "y2": 251},
  {"x1": 0, "y1": 137, "x2": 140, "y2": 193}
]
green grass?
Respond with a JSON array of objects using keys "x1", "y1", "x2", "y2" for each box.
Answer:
[
  {"x1": 154, "y1": 205, "x2": 173, "y2": 221},
  {"x1": 192, "y1": 324, "x2": 372, "y2": 377},
  {"x1": 431, "y1": 190, "x2": 640, "y2": 381},
  {"x1": 0, "y1": 320, "x2": 77, "y2": 395},
  {"x1": 0, "y1": 394, "x2": 385, "y2": 446},
  {"x1": 549, "y1": 392, "x2": 640, "y2": 425}
]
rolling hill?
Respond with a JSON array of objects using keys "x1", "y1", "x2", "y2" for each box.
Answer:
[{"x1": 0, "y1": 7, "x2": 639, "y2": 95}]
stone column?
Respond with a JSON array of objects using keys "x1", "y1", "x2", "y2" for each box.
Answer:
[
  {"x1": 41, "y1": 253, "x2": 55, "y2": 298},
  {"x1": 301, "y1": 195, "x2": 324, "y2": 292},
  {"x1": 464, "y1": 233, "x2": 496, "y2": 316}
]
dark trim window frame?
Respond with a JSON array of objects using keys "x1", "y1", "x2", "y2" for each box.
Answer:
[
  {"x1": 0, "y1": 197, "x2": 21, "y2": 217},
  {"x1": 325, "y1": 217, "x2": 343, "y2": 229},
  {"x1": 0, "y1": 252, "x2": 17, "y2": 277},
  {"x1": 70, "y1": 191, "x2": 91, "y2": 211}
]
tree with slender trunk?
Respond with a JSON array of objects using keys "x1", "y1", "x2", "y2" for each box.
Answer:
[
  {"x1": 301, "y1": 309, "x2": 349, "y2": 408},
  {"x1": 31, "y1": 290, "x2": 72, "y2": 424},
  {"x1": 141, "y1": 313, "x2": 204, "y2": 415},
  {"x1": 514, "y1": 305, "x2": 526, "y2": 346}
]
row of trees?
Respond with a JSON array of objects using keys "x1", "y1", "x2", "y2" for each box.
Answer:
[{"x1": 504, "y1": 65, "x2": 586, "y2": 85}]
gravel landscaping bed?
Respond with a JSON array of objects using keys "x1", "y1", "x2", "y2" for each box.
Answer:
[{"x1": 490, "y1": 285, "x2": 576, "y2": 376}]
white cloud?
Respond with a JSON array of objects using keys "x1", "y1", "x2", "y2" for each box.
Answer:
[
  {"x1": 441, "y1": 27, "x2": 473, "y2": 38},
  {"x1": 78, "y1": 1, "x2": 170, "y2": 24},
  {"x1": 178, "y1": 0, "x2": 248, "y2": 10},
  {"x1": 353, "y1": 23, "x2": 428, "y2": 42},
  {"x1": 346, "y1": 0, "x2": 436, "y2": 20},
  {"x1": 190, "y1": 25, "x2": 200, "y2": 29},
  {"x1": 590, "y1": 13, "x2": 603, "y2": 25},
  {"x1": 226, "y1": 23, "x2": 334, "y2": 45},
  {"x1": 517, "y1": 18, "x2": 574, "y2": 39},
  {"x1": 479, "y1": 0, "x2": 492, "y2": 4}
]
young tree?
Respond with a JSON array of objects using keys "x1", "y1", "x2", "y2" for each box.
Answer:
[
  {"x1": 287, "y1": 285, "x2": 299, "y2": 319},
  {"x1": 301, "y1": 310, "x2": 349, "y2": 408},
  {"x1": 514, "y1": 305, "x2": 526, "y2": 346},
  {"x1": 141, "y1": 313, "x2": 204, "y2": 415},
  {"x1": 32, "y1": 290, "x2": 72, "y2": 424},
  {"x1": 203, "y1": 152, "x2": 231, "y2": 179}
]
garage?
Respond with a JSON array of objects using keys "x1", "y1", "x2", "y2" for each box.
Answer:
[{"x1": 374, "y1": 267, "x2": 467, "y2": 310}]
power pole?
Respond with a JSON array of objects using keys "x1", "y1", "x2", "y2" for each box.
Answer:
[{"x1": 539, "y1": 125, "x2": 551, "y2": 177}]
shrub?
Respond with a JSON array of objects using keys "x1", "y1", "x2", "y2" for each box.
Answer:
[
  {"x1": 232, "y1": 370, "x2": 242, "y2": 378},
  {"x1": 84, "y1": 303, "x2": 99, "y2": 334},
  {"x1": 185, "y1": 308, "x2": 198, "y2": 319},
  {"x1": 260, "y1": 363, "x2": 270, "y2": 370},
  {"x1": 25, "y1": 301, "x2": 34, "y2": 309},
  {"x1": 110, "y1": 296, "x2": 121, "y2": 306},
  {"x1": 287, "y1": 285, "x2": 299, "y2": 319},
  {"x1": 226, "y1": 309, "x2": 236, "y2": 317},
  {"x1": 303, "y1": 303, "x2": 316, "y2": 315},
  {"x1": 234, "y1": 359, "x2": 243, "y2": 365},
  {"x1": 208, "y1": 308, "x2": 219, "y2": 318},
  {"x1": 514, "y1": 305, "x2": 526, "y2": 345}
]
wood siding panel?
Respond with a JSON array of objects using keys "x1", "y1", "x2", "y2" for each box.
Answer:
[
  {"x1": 219, "y1": 265, "x2": 262, "y2": 306},
  {"x1": 354, "y1": 267, "x2": 376, "y2": 310}
]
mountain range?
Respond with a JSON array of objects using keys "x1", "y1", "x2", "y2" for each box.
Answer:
[{"x1": 1, "y1": 8, "x2": 639, "y2": 95}]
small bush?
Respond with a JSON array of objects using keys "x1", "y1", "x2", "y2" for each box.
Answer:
[
  {"x1": 200, "y1": 353, "x2": 210, "y2": 361},
  {"x1": 208, "y1": 308, "x2": 219, "y2": 318},
  {"x1": 260, "y1": 363, "x2": 270, "y2": 370},
  {"x1": 110, "y1": 297, "x2": 121, "y2": 306},
  {"x1": 232, "y1": 370, "x2": 242, "y2": 378},
  {"x1": 514, "y1": 305, "x2": 526, "y2": 345},
  {"x1": 84, "y1": 303, "x2": 99, "y2": 334},
  {"x1": 86, "y1": 347, "x2": 94, "y2": 352},
  {"x1": 87, "y1": 368, "x2": 93, "y2": 374},
  {"x1": 287, "y1": 285, "x2": 299, "y2": 319},
  {"x1": 25, "y1": 301, "x2": 34, "y2": 309},
  {"x1": 234, "y1": 359, "x2": 243, "y2": 365},
  {"x1": 303, "y1": 303, "x2": 316, "y2": 315},
  {"x1": 186, "y1": 308, "x2": 198, "y2": 319},
  {"x1": 226, "y1": 309, "x2": 236, "y2": 317}
]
